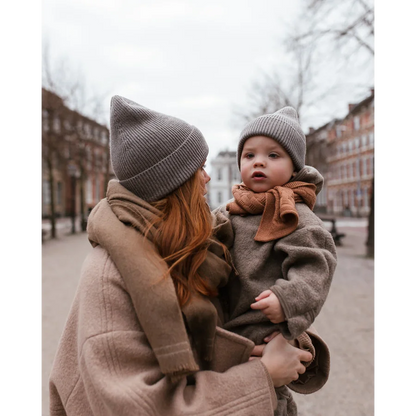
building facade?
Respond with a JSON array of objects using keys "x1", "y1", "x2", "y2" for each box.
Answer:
[
  {"x1": 42, "y1": 88, "x2": 114, "y2": 220},
  {"x1": 306, "y1": 89, "x2": 374, "y2": 217},
  {"x1": 305, "y1": 120, "x2": 337, "y2": 214},
  {"x1": 207, "y1": 151, "x2": 241, "y2": 210}
]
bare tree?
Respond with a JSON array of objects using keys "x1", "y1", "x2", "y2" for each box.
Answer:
[
  {"x1": 42, "y1": 41, "x2": 109, "y2": 236},
  {"x1": 42, "y1": 89, "x2": 67, "y2": 239},
  {"x1": 234, "y1": 0, "x2": 373, "y2": 126},
  {"x1": 292, "y1": 0, "x2": 374, "y2": 57},
  {"x1": 233, "y1": 40, "x2": 317, "y2": 127}
]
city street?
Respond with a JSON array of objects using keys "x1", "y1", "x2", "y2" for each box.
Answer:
[{"x1": 42, "y1": 218, "x2": 373, "y2": 416}]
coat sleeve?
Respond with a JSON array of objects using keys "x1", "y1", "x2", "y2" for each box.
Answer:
[
  {"x1": 78, "y1": 330, "x2": 277, "y2": 416},
  {"x1": 270, "y1": 224, "x2": 337, "y2": 340}
]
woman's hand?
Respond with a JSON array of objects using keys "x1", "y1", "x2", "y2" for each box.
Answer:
[
  {"x1": 250, "y1": 331, "x2": 280, "y2": 360},
  {"x1": 260, "y1": 333, "x2": 312, "y2": 387}
]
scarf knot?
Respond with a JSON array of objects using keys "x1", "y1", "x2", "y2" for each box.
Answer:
[{"x1": 226, "y1": 181, "x2": 316, "y2": 242}]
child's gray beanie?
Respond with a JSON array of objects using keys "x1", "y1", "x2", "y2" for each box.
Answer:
[
  {"x1": 110, "y1": 95, "x2": 209, "y2": 202},
  {"x1": 237, "y1": 106, "x2": 306, "y2": 172}
]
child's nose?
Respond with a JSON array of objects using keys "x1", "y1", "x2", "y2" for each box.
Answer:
[{"x1": 253, "y1": 158, "x2": 266, "y2": 167}]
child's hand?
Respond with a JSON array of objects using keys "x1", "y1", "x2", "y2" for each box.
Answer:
[{"x1": 250, "y1": 290, "x2": 285, "y2": 324}]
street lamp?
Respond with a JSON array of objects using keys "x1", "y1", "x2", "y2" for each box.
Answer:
[{"x1": 67, "y1": 163, "x2": 79, "y2": 234}]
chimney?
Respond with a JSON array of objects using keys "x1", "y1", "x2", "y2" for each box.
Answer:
[
  {"x1": 348, "y1": 103, "x2": 355, "y2": 112},
  {"x1": 308, "y1": 127, "x2": 315, "y2": 135}
]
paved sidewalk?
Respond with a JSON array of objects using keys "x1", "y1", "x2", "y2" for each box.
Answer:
[
  {"x1": 294, "y1": 224, "x2": 374, "y2": 416},
  {"x1": 42, "y1": 221, "x2": 373, "y2": 416}
]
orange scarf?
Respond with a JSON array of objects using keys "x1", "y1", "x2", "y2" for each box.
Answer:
[{"x1": 226, "y1": 182, "x2": 317, "y2": 242}]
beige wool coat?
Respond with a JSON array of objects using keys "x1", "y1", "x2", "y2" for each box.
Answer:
[
  {"x1": 49, "y1": 244, "x2": 281, "y2": 416},
  {"x1": 49, "y1": 181, "x2": 331, "y2": 416}
]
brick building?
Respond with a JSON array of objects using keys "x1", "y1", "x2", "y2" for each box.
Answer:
[
  {"x1": 42, "y1": 88, "x2": 114, "y2": 221},
  {"x1": 306, "y1": 89, "x2": 374, "y2": 217}
]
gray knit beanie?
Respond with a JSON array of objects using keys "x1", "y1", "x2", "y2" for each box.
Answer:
[
  {"x1": 110, "y1": 95, "x2": 209, "y2": 202},
  {"x1": 237, "y1": 107, "x2": 306, "y2": 172}
]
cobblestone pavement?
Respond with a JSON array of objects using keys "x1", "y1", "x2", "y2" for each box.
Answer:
[{"x1": 42, "y1": 220, "x2": 373, "y2": 416}]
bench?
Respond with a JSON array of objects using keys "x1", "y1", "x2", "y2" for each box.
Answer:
[
  {"x1": 318, "y1": 217, "x2": 346, "y2": 246},
  {"x1": 39, "y1": 228, "x2": 46, "y2": 243}
]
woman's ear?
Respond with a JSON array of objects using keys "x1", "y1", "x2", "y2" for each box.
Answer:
[{"x1": 292, "y1": 171, "x2": 297, "y2": 177}]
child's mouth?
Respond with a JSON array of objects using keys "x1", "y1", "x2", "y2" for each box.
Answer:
[{"x1": 252, "y1": 171, "x2": 267, "y2": 180}]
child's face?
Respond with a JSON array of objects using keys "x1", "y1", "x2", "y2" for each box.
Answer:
[{"x1": 240, "y1": 136, "x2": 295, "y2": 192}]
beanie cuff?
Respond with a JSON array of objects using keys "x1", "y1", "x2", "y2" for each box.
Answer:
[
  {"x1": 120, "y1": 127, "x2": 209, "y2": 202},
  {"x1": 237, "y1": 115, "x2": 306, "y2": 172}
]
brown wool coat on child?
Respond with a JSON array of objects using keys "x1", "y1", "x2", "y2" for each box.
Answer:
[{"x1": 213, "y1": 166, "x2": 337, "y2": 344}]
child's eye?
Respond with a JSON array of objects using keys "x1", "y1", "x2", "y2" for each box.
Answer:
[
  {"x1": 245, "y1": 153, "x2": 254, "y2": 159},
  {"x1": 269, "y1": 153, "x2": 279, "y2": 158}
]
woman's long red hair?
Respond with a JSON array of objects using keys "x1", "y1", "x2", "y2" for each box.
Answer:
[{"x1": 147, "y1": 171, "x2": 217, "y2": 306}]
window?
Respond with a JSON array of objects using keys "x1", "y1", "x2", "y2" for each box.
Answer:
[
  {"x1": 362, "y1": 157, "x2": 367, "y2": 176},
  {"x1": 365, "y1": 157, "x2": 373, "y2": 175},
  {"x1": 354, "y1": 116, "x2": 360, "y2": 131},
  {"x1": 355, "y1": 137, "x2": 360, "y2": 149},
  {"x1": 43, "y1": 180, "x2": 51, "y2": 206},
  {"x1": 86, "y1": 178, "x2": 93, "y2": 204},
  {"x1": 217, "y1": 168, "x2": 222, "y2": 181},
  {"x1": 369, "y1": 132, "x2": 374, "y2": 146},
  {"x1": 348, "y1": 140, "x2": 353, "y2": 153},
  {"x1": 217, "y1": 191, "x2": 222, "y2": 204},
  {"x1": 53, "y1": 117, "x2": 61, "y2": 133},
  {"x1": 336, "y1": 125, "x2": 342, "y2": 138},
  {"x1": 361, "y1": 135, "x2": 367, "y2": 147},
  {"x1": 233, "y1": 166, "x2": 240, "y2": 181}
]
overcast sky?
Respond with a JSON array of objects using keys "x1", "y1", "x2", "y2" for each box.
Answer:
[{"x1": 42, "y1": 0, "x2": 373, "y2": 171}]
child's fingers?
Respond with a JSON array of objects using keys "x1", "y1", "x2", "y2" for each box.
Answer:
[
  {"x1": 250, "y1": 299, "x2": 268, "y2": 310},
  {"x1": 255, "y1": 289, "x2": 272, "y2": 301}
]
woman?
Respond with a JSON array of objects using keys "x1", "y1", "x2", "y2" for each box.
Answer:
[{"x1": 49, "y1": 96, "x2": 325, "y2": 416}]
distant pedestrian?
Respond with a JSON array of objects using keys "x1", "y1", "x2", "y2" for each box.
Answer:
[
  {"x1": 49, "y1": 96, "x2": 325, "y2": 416},
  {"x1": 212, "y1": 107, "x2": 337, "y2": 414}
]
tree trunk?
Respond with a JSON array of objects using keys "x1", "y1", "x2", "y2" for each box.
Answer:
[
  {"x1": 79, "y1": 166, "x2": 86, "y2": 231},
  {"x1": 47, "y1": 155, "x2": 57, "y2": 239},
  {"x1": 366, "y1": 177, "x2": 374, "y2": 258}
]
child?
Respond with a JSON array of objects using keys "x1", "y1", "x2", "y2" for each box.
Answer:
[{"x1": 212, "y1": 107, "x2": 337, "y2": 414}]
